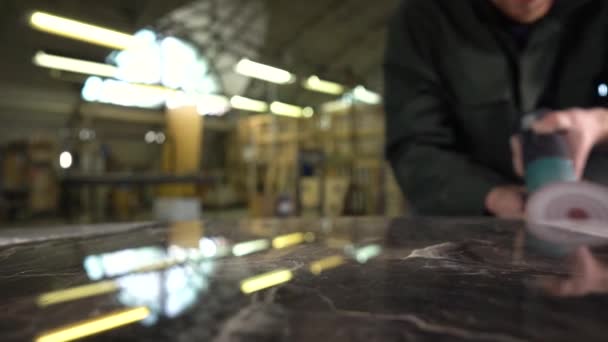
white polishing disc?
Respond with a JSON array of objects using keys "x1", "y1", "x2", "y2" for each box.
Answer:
[{"x1": 526, "y1": 181, "x2": 608, "y2": 248}]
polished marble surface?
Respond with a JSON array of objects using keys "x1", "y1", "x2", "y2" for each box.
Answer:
[{"x1": 1, "y1": 217, "x2": 608, "y2": 342}]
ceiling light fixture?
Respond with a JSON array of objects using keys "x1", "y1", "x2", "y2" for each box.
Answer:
[
  {"x1": 230, "y1": 96, "x2": 269, "y2": 113},
  {"x1": 59, "y1": 151, "x2": 73, "y2": 169},
  {"x1": 353, "y1": 85, "x2": 382, "y2": 104},
  {"x1": 30, "y1": 11, "x2": 138, "y2": 50},
  {"x1": 197, "y1": 94, "x2": 230, "y2": 116},
  {"x1": 82, "y1": 77, "x2": 173, "y2": 108},
  {"x1": 34, "y1": 51, "x2": 118, "y2": 78},
  {"x1": 270, "y1": 101, "x2": 309, "y2": 118},
  {"x1": 234, "y1": 58, "x2": 295, "y2": 84},
  {"x1": 303, "y1": 75, "x2": 345, "y2": 95}
]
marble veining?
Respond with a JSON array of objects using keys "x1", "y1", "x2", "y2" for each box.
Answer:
[{"x1": 1, "y1": 218, "x2": 607, "y2": 341}]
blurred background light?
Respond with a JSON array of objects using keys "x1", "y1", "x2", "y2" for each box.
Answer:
[
  {"x1": 29, "y1": 11, "x2": 138, "y2": 50},
  {"x1": 114, "y1": 30, "x2": 162, "y2": 84},
  {"x1": 155, "y1": 132, "x2": 166, "y2": 144},
  {"x1": 197, "y1": 94, "x2": 230, "y2": 116},
  {"x1": 34, "y1": 51, "x2": 118, "y2": 78},
  {"x1": 59, "y1": 151, "x2": 73, "y2": 169},
  {"x1": 302, "y1": 106, "x2": 315, "y2": 118},
  {"x1": 303, "y1": 75, "x2": 344, "y2": 95},
  {"x1": 354, "y1": 244, "x2": 382, "y2": 263},
  {"x1": 321, "y1": 98, "x2": 352, "y2": 113},
  {"x1": 230, "y1": 95, "x2": 268, "y2": 112},
  {"x1": 198, "y1": 238, "x2": 218, "y2": 258},
  {"x1": 160, "y1": 37, "x2": 199, "y2": 90},
  {"x1": 144, "y1": 131, "x2": 157, "y2": 144},
  {"x1": 270, "y1": 101, "x2": 305, "y2": 118},
  {"x1": 235, "y1": 58, "x2": 295, "y2": 84},
  {"x1": 81, "y1": 77, "x2": 172, "y2": 108},
  {"x1": 165, "y1": 92, "x2": 196, "y2": 109},
  {"x1": 352, "y1": 85, "x2": 382, "y2": 104}
]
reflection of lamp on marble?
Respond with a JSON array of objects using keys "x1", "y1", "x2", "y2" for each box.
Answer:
[
  {"x1": 35, "y1": 307, "x2": 150, "y2": 342},
  {"x1": 37, "y1": 281, "x2": 119, "y2": 307},
  {"x1": 309, "y1": 255, "x2": 345, "y2": 275},
  {"x1": 240, "y1": 269, "x2": 293, "y2": 294},
  {"x1": 232, "y1": 239, "x2": 271, "y2": 257}
]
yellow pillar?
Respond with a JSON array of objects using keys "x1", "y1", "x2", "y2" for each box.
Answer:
[{"x1": 159, "y1": 105, "x2": 203, "y2": 198}]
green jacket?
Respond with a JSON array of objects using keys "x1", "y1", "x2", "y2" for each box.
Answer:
[{"x1": 384, "y1": 0, "x2": 608, "y2": 216}]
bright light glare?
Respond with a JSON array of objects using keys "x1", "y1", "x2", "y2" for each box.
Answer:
[
  {"x1": 59, "y1": 151, "x2": 73, "y2": 169},
  {"x1": 353, "y1": 86, "x2": 382, "y2": 104},
  {"x1": 599, "y1": 83, "x2": 608, "y2": 97},
  {"x1": 197, "y1": 94, "x2": 230, "y2": 116},
  {"x1": 270, "y1": 101, "x2": 305, "y2": 118},
  {"x1": 78, "y1": 129, "x2": 95, "y2": 141},
  {"x1": 81, "y1": 77, "x2": 172, "y2": 108},
  {"x1": 303, "y1": 75, "x2": 345, "y2": 95},
  {"x1": 114, "y1": 30, "x2": 161, "y2": 84},
  {"x1": 166, "y1": 92, "x2": 196, "y2": 109},
  {"x1": 30, "y1": 11, "x2": 138, "y2": 50},
  {"x1": 235, "y1": 58, "x2": 295, "y2": 84},
  {"x1": 35, "y1": 307, "x2": 150, "y2": 342},
  {"x1": 34, "y1": 51, "x2": 118, "y2": 78},
  {"x1": 161, "y1": 37, "x2": 198, "y2": 89},
  {"x1": 230, "y1": 96, "x2": 268, "y2": 112},
  {"x1": 199, "y1": 238, "x2": 218, "y2": 258}
]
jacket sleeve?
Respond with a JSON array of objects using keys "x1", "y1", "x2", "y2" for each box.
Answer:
[{"x1": 383, "y1": 3, "x2": 509, "y2": 216}]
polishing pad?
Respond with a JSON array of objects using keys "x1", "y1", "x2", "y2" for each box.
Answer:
[{"x1": 526, "y1": 181, "x2": 608, "y2": 250}]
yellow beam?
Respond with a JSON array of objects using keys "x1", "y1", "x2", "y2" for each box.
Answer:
[
  {"x1": 240, "y1": 269, "x2": 293, "y2": 294},
  {"x1": 37, "y1": 281, "x2": 119, "y2": 307},
  {"x1": 36, "y1": 307, "x2": 150, "y2": 342}
]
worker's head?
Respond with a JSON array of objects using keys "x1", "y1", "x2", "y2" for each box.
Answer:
[{"x1": 491, "y1": 0, "x2": 554, "y2": 23}]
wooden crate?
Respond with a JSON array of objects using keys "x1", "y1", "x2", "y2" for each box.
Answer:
[
  {"x1": 323, "y1": 176, "x2": 350, "y2": 217},
  {"x1": 247, "y1": 115, "x2": 300, "y2": 145}
]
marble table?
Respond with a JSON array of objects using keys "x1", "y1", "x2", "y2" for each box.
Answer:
[{"x1": 1, "y1": 217, "x2": 607, "y2": 342}]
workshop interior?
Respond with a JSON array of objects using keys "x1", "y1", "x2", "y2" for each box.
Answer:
[
  {"x1": 3, "y1": 0, "x2": 608, "y2": 341},
  {"x1": 0, "y1": 0, "x2": 400, "y2": 226}
]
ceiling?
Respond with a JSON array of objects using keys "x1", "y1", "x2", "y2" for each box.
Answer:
[
  {"x1": 0, "y1": 0, "x2": 399, "y2": 142},
  {"x1": 261, "y1": 0, "x2": 398, "y2": 105}
]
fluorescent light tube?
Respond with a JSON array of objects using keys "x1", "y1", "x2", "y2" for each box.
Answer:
[
  {"x1": 30, "y1": 11, "x2": 138, "y2": 50},
  {"x1": 235, "y1": 58, "x2": 295, "y2": 84},
  {"x1": 34, "y1": 51, "x2": 118, "y2": 78},
  {"x1": 303, "y1": 75, "x2": 344, "y2": 95}
]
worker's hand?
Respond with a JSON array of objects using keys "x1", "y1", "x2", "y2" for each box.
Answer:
[
  {"x1": 511, "y1": 108, "x2": 608, "y2": 179},
  {"x1": 485, "y1": 185, "x2": 526, "y2": 219}
]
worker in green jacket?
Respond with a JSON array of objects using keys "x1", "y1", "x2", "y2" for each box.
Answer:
[{"x1": 384, "y1": 0, "x2": 608, "y2": 218}]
